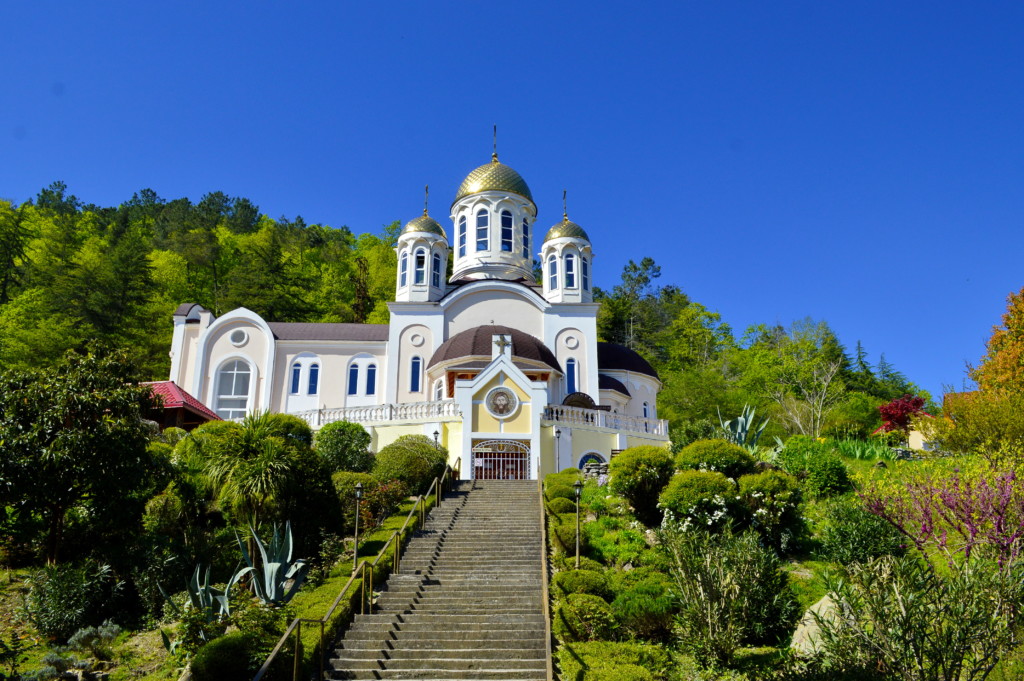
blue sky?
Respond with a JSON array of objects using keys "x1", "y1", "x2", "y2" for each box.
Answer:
[{"x1": 3, "y1": 2, "x2": 1023, "y2": 399}]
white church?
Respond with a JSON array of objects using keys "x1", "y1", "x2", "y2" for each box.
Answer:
[{"x1": 168, "y1": 153, "x2": 669, "y2": 480}]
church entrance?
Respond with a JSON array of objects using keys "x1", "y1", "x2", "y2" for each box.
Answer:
[{"x1": 472, "y1": 439, "x2": 531, "y2": 480}]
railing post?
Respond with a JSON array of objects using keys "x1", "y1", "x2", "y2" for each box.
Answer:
[
  {"x1": 367, "y1": 564, "x2": 374, "y2": 614},
  {"x1": 318, "y1": 621, "x2": 325, "y2": 681},
  {"x1": 360, "y1": 565, "x2": 366, "y2": 615},
  {"x1": 292, "y1": 620, "x2": 302, "y2": 681}
]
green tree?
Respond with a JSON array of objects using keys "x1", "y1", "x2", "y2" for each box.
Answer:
[{"x1": 0, "y1": 349, "x2": 158, "y2": 563}]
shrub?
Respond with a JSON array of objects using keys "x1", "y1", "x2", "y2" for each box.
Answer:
[
  {"x1": 557, "y1": 555, "x2": 605, "y2": 572},
  {"x1": 777, "y1": 435, "x2": 850, "y2": 498},
  {"x1": 675, "y1": 439, "x2": 756, "y2": 479},
  {"x1": 552, "y1": 593, "x2": 618, "y2": 642},
  {"x1": 551, "y1": 514, "x2": 589, "y2": 557},
  {"x1": 264, "y1": 412, "x2": 314, "y2": 447},
  {"x1": 67, "y1": 620, "x2": 121, "y2": 660},
  {"x1": 547, "y1": 484, "x2": 577, "y2": 501},
  {"x1": 658, "y1": 527, "x2": 800, "y2": 668},
  {"x1": 610, "y1": 574, "x2": 675, "y2": 641},
  {"x1": 818, "y1": 497, "x2": 906, "y2": 565},
  {"x1": 371, "y1": 435, "x2": 447, "y2": 494},
  {"x1": 26, "y1": 560, "x2": 122, "y2": 642},
  {"x1": 553, "y1": 570, "x2": 612, "y2": 601},
  {"x1": 608, "y1": 446, "x2": 674, "y2": 525},
  {"x1": 546, "y1": 472, "x2": 582, "y2": 489},
  {"x1": 584, "y1": 516, "x2": 653, "y2": 568},
  {"x1": 548, "y1": 497, "x2": 577, "y2": 514},
  {"x1": 189, "y1": 631, "x2": 252, "y2": 681},
  {"x1": 315, "y1": 421, "x2": 373, "y2": 473},
  {"x1": 738, "y1": 470, "x2": 803, "y2": 552},
  {"x1": 557, "y1": 641, "x2": 671, "y2": 681},
  {"x1": 658, "y1": 470, "x2": 737, "y2": 531}
]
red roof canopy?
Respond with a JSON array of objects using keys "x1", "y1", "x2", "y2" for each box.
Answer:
[{"x1": 144, "y1": 381, "x2": 220, "y2": 422}]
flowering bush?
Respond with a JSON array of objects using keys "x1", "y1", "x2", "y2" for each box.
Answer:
[
  {"x1": 608, "y1": 446, "x2": 675, "y2": 526},
  {"x1": 738, "y1": 470, "x2": 802, "y2": 552},
  {"x1": 658, "y1": 470, "x2": 737, "y2": 532},
  {"x1": 675, "y1": 438, "x2": 756, "y2": 479}
]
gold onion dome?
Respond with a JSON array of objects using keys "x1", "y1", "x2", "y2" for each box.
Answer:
[
  {"x1": 544, "y1": 215, "x2": 590, "y2": 242},
  {"x1": 402, "y1": 213, "x2": 446, "y2": 237},
  {"x1": 453, "y1": 153, "x2": 534, "y2": 205}
]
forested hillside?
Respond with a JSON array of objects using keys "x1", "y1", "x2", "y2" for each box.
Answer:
[{"x1": 0, "y1": 182, "x2": 925, "y2": 439}]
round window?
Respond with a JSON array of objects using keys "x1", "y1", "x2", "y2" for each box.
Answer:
[{"x1": 229, "y1": 329, "x2": 248, "y2": 346}]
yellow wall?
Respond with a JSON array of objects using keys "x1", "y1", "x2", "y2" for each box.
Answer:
[{"x1": 471, "y1": 373, "x2": 533, "y2": 435}]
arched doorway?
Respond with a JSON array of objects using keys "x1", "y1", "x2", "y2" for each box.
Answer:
[{"x1": 472, "y1": 439, "x2": 531, "y2": 480}]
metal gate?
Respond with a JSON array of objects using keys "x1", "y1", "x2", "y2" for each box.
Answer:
[{"x1": 472, "y1": 440, "x2": 531, "y2": 480}]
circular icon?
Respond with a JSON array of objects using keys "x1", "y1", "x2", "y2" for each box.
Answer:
[{"x1": 485, "y1": 386, "x2": 519, "y2": 419}]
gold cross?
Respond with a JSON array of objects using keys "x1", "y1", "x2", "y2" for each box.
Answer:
[{"x1": 494, "y1": 335, "x2": 511, "y2": 354}]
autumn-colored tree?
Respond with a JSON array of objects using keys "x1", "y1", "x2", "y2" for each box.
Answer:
[
  {"x1": 877, "y1": 394, "x2": 926, "y2": 433},
  {"x1": 973, "y1": 286, "x2": 1024, "y2": 394}
]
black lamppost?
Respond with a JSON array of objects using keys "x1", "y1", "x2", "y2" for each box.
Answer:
[
  {"x1": 353, "y1": 482, "x2": 363, "y2": 572},
  {"x1": 573, "y1": 479, "x2": 583, "y2": 569},
  {"x1": 555, "y1": 428, "x2": 561, "y2": 468},
  {"x1": 433, "y1": 429, "x2": 440, "y2": 450}
]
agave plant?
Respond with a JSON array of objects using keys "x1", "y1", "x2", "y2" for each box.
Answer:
[
  {"x1": 718, "y1": 404, "x2": 769, "y2": 449},
  {"x1": 235, "y1": 521, "x2": 308, "y2": 606}
]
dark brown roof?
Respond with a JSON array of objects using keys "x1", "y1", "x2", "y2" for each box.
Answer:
[
  {"x1": 439, "y1": 359, "x2": 552, "y2": 373},
  {"x1": 268, "y1": 322, "x2": 389, "y2": 342},
  {"x1": 598, "y1": 374, "x2": 631, "y2": 396},
  {"x1": 428, "y1": 325, "x2": 561, "y2": 372},
  {"x1": 597, "y1": 342, "x2": 659, "y2": 379},
  {"x1": 173, "y1": 303, "x2": 208, "y2": 319}
]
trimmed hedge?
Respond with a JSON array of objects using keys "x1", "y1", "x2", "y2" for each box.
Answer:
[
  {"x1": 371, "y1": 435, "x2": 447, "y2": 494},
  {"x1": 608, "y1": 446, "x2": 674, "y2": 525},
  {"x1": 657, "y1": 470, "x2": 736, "y2": 526},
  {"x1": 675, "y1": 438, "x2": 756, "y2": 479},
  {"x1": 553, "y1": 570, "x2": 613, "y2": 601},
  {"x1": 552, "y1": 593, "x2": 618, "y2": 642},
  {"x1": 738, "y1": 470, "x2": 803, "y2": 551},
  {"x1": 316, "y1": 420, "x2": 373, "y2": 473},
  {"x1": 547, "y1": 497, "x2": 577, "y2": 514},
  {"x1": 547, "y1": 484, "x2": 578, "y2": 501},
  {"x1": 190, "y1": 632, "x2": 252, "y2": 681},
  {"x1": 557, "y1": 641, "x2": 671, "y2": 681}
]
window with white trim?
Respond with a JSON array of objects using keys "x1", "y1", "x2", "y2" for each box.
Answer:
[
  {"x1": 500, "y1": 210, "x2": 513, "y2": 252},
  {"x1": 414, "y1": 248, "x2": 426, "y2": 285},
  {"x1": 410, "y1": 356, "x2": 422, "y2": 393},
  {"x1": 308, "y1": 363, "x2": 319, "y2": 395},
  {"x1": 522, "y1": 218, "x2": 530, "y2": 258},
  {"x1": 431, "y1": 252, "x2": 442, "y2": 288},
  {"x1": 290, "y1": 362, "x2": 301, "y2": 394},
  {"x1": 581, "y1": 257, "x2": 589, "y2": 290},
  {"x1": 216, "y1": 360, "x2": 251, "y2": 420},
  {"x1": 566, "y1": 358, "x2": 577, "y2": 394},
  {"x1": 399, "y1": 252, "x2": 408, "y2": 287},
  {"x1": 366, "y1": 364, "x2": 377, "y2": 395},
  {"x1": 434, "y1": 378, "x2": 444, "y2": 401},
  {"x1": 547, "y1": 255, "x2": 558, "y2": 290},
  {"x1": 458, "y1": 217, "x2": 467, "y2": 257},
  {"x1": 565, "y1": 253, "x2": 576, "y2": 288},
  {"x1": 347, "y1": 364, "x2": 359, "y2": 395},
  {"x1": 476, "y1": 209, "x2": 489, "y2": 251}
]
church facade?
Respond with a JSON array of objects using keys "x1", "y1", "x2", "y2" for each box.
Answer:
[{"x1": 167, "y1": 153, "x2": 669, "y2": 480}]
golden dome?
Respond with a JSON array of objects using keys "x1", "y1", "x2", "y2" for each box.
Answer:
[
  {"x1": 401, "y1": 214, "x2": 446, "y2": 238},
  {"x1": 453, "y1": 154, "x2": 534, "y2": 205},
  {"x1": 544, "y1": 216, "x2": 590, "y2": 242}
]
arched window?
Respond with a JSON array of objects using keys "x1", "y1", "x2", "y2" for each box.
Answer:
[
  {"x1": 410, "y1": 356, "x2": 422, "y2": 393},
  {"x1": 434, "y1": 379, "x2": 444, "y2": 401},
  {"x1": 476, "y1": 209, "x2": 489, "y2": 251},
  {"x1": 458, "y1": 217, "x2": 467, "y2": 257},
  {"x1": 414, "y1": 248, "x2": 426, "y2": 285},
  {"x1": 547, "y1": 255, "x2": 558, "y2": 290},
  {"x1": 581, "y1": 257, "x2": 590, "y2": 290},
  {"x1": 566, "y1": 358, "x2": 577, "y2": 394},
  {"x1": 500, "y1": 210, "x2": 513, "y2": 252},
  {"x1": 347, "y1": 364, "x2": 359, "y2": 395},
  {"x1": 290, "y1": 362, "x2": 302, "y2": 394},
  {"x1": 215, "y1": 359, "x2": 251, "y2": 420},
  {"x1": 307, "y1": 363, "x2": 319, "y2": 395},
  {"x1": 643, "y1": 402, "x2": 649, "y2": 418},
  {"x1": 522, "y1": 218, "x2": 530, "y2": 259},
  {"x1": 399, "y1": 252, "x2": 408, "y2": 287},
  {"x1": 565, "y1": 253, "x2": 576, "y2": 288},
  {"x1": 365, "y1": 364, "x2": 377, "y2": 395},
  {"x1": 431, "y1": 252, "x2": 442, "y2": 288}
]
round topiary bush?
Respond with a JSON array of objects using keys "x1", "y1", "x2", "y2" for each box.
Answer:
[
  {"x1": 738, "y1": 470, "x2": 803, "y2": 552},
  {"x1": 552, "y1": 593, "x2": 618, "y2": 642},
  {"x1": 818, "y1": 497, "x2": 906, "y2": 564},
  {"x1": 675, "y1": 438, "x2": 756, "y2": 479},
  {"x1": 611, "y1": 575, "x2": 675, "y2": 641},
  {"x1": 189, "y1": 632, "x2": 253, "y2": 681},
  {"x1": 551, "y1": 514, "x2": 590, "y2": 556},
  {"x1": 546, "y1": 472, "x2": 582, "y2": 489},
  {"x1": 804, "y1": 451, "x2": 851, "y2": 498},
  {"x1": 547, "y1": 497, "x2": 577, "y2": 514},
  {"x1": 658, "y1": 470, "x2": 737, "y2": 529},
  {"x1": 265, "y1": 412, "x2": 314, "y2": 447},
  {"x1": 608, "y1": 446, "x2": 674, "y2": 526},
  {"x1": 547, "y1": 484, "x2": 577, "y2": 501},
  {"x1": 553, "y1": 569, "x2": 613, "y2": 601},
  {"x1": 316, "y1": 420, "x2": 373, "y2": 473},
  {"x1": 371, "y1": 435, "x2": 447, "y2": 494}
]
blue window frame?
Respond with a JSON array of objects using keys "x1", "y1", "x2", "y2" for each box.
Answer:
[
  {"x1": 566, "y1": 358, "x2": 577, "y2": 394},
  {"x1": 366, "y1": 364, "x2": 377, "y2": 395},
  {"x1": 290, "y1": 362, "x2": 301, "y2": 394},
  {"x1": 307, "y1": 363, "x2": 319, "y2": 395},
  {"x1": 347, "y1": 364, "x2": 359, "y2": 395},
  {"x1": 410, "y1": 356, "x2": 422, "y2": 392}
]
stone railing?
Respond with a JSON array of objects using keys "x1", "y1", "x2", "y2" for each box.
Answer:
[
  {"x1": 294, "y1": 400, "x2": 461, "y2": 427},
  {"x1": 542, "y1": 404, "x2": 669, "y2": 437}
]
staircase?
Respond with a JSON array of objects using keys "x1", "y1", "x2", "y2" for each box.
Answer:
[{"x1": 329, "y1": 480, "x2": 549, "y2": 680}]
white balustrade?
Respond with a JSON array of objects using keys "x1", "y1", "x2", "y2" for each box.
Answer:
[
  {"x1": 542, "y1": 404, "x2": 669, "y2": 437},
  {"x1": 293, "y1": 400, "x2": 461, "y2": 427}
]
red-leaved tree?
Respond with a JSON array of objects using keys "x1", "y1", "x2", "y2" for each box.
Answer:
[{"x1": 877, "y1": 394, "x2": 926, "y2": 433}]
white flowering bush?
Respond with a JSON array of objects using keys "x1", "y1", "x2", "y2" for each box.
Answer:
[{"x1": 658, "y1": 470, "x2": 740, "y2": 533}]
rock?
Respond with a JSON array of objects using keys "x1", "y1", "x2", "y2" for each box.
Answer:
[{"x1": 790, "y1": 595, "x2": 839, "y2": 656}]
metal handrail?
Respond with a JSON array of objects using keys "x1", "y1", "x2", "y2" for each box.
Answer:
[
  {"x1": 538, "y1": 479, "x2": 555, "y2": 681},
  {"x1": 251, "y1": 457, "x2": 461, "y2": 681}
]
